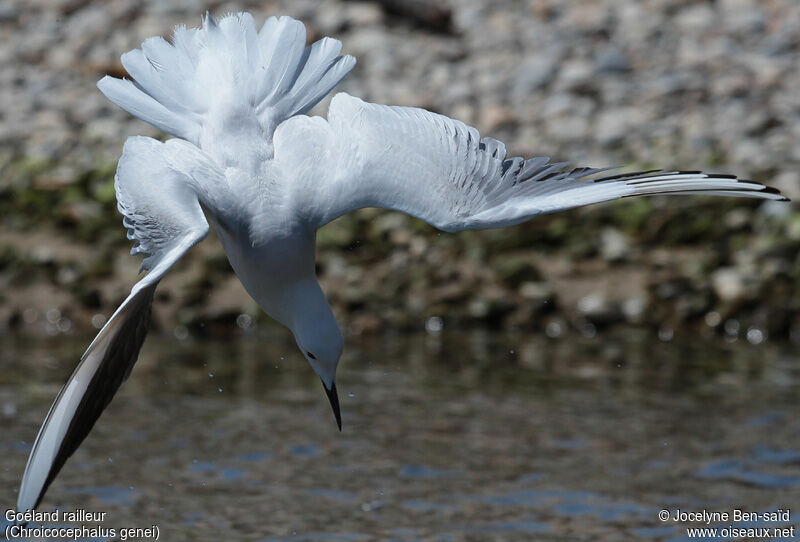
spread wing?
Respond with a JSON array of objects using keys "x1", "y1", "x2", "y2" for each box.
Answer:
[
  {"x1": 17, "y1": 137, "x2": 223, "y2": 511},
  {"x1": 274, "y1": 93, "x2": 786, "y2": 231}
]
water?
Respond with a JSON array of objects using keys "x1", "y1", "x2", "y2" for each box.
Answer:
[{"x1": 1, "y1": 329, "x2": 799, "y2": 541}]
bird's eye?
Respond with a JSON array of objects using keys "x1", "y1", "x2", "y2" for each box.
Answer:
[{"x1": 307, "y1": 352, "x2": 317, "y2": 360}]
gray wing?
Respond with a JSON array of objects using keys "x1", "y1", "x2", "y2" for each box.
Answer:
[
  {"x1": 17, "y1": 137, "x2": 222, "y2": 511},
  {"x1": 274, "y1": 93, "x2": 786, "y2": 231}
]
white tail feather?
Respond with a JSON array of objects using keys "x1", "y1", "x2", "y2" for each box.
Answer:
[{"x1": 98, "y1": 13, "x2": 355, "y2": 164}]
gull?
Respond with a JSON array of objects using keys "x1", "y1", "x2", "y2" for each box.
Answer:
[{"x1": 17, "y1": 12, "x2": 787, "y2": 512}]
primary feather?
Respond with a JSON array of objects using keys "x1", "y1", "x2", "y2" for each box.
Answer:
[
  {"x1": 275, "y1": 94, "x2": 787, "y2": 231},
  {"x1": 17, "y1": 138, "x2": 218, "y2": 512}
]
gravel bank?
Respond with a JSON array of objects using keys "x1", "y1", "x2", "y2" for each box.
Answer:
[{"x1": 1, "y1": 0, "x2": 798, "y2": 342}]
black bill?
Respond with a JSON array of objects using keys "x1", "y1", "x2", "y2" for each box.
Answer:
[{"x1": 322, "y1": 380, "x2": 342, "y2": 431}]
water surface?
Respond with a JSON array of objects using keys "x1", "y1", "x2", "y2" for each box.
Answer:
[{"x1": 2, "y1": 329, "x2": 799, "y2": 540}]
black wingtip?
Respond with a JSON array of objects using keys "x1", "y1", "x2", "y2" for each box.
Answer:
[
  {"x1": 322, "y1": 380, "x2": 342, "y2": 431},
  {"x1": 592, "y1": 169, "x2": 662, "y2": 183},
  {"x1": 760, "y1": 185, "x2": 790, "y2": 201}
]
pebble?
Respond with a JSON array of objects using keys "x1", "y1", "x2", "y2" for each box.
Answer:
[
  {"x1": 599, "y1": 228, "x2": 630, "y2": 262},
  {"x1": 711, "y1": 268, "x2": 749, "y2": 304}
]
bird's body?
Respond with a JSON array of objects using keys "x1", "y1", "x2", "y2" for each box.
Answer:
[{"x1": 17, "y1": 11, "x2": 787, "y2": 513}]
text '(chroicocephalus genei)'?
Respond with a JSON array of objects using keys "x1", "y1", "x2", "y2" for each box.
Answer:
[{"x1": 17, "y1": 11, "x2": 787, "y2": 512}]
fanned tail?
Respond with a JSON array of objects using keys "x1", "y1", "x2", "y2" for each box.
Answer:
[{"x1": 97, "y1": 12, "x2": 355, "y2": 161}]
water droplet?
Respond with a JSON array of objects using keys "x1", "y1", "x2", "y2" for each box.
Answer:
[
  {"x1": 425, "y1": 316, "x2": 443, "y2": 334},
  {"x1": 704, "y1": 311, "x2": 721, "y2": 327},
  {"x1": 91, "y1": 313, "x2": 107, "y2": 329},
  {"x1": 724, "y1": 319, "x2": 740, "y2": 336},
  {"x1": 46, "y1": 308, "x2": 61, "y2": 324},
  {"x1": 218, "y1": 387, "x2": 223, "y2": 392},
  {"x1": 746, "y1": 327, "x2": 765, "y2": 345},
  {"x1": 3, "y1": 402, "x2": 17, "y2": 417},
  {"x1": 658, "y1": 326, "x2": 674, "y2": 342},
  {"x1": 208, "y1": 373, "x2": 214, "y2": 378},
  {"x1": 173, "y1": 325, "x2": 189, "y2": 341},
  {"x1": 580, "y1": 321, "x2": 596, "y2": 338},
  {"x1": 22, "y1": 308, "x2": 38, "y2": 324},
  {"x1": 236, "y1": 313, "x2": 253, "y2": 329},
  {"x1": 545, "y1": 321, "x2": 563, "y2": 338},
  {"x1": 57, "y1": 318, "x2": 72, "y2": 333},
  {"x1": 348, "y1": 392, "x2": 355, "y2": 398}
]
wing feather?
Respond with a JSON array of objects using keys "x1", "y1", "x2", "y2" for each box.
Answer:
[
  {"x1": 17, "y1": 137, "x2": 222, "y2": 511},
  {"x1": 276, "y1": 93, "x2": 787, "y2": 232}
]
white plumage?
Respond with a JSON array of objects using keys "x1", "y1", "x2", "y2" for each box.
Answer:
[{"x1": 17, "y1": 11, "x2": 787, "y2": 513}]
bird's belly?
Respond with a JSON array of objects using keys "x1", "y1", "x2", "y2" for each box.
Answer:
[{"x1": 216, "y1": 226, "x2": 315, "y2": 326}]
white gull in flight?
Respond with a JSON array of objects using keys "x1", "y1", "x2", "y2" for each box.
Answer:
[{"x1": 17, "y1": 12, "x2": 787, "y2": 511}]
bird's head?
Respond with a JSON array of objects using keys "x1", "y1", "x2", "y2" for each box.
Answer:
[{"x1": 293, "y1": 303, "x2": 344, "y2": 430}]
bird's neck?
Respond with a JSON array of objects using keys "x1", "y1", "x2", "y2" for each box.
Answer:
[{"x1": 288, "y1": 278, "x2": 336, "y2": 330}]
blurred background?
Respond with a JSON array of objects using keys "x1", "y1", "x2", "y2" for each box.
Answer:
[{"x1": 2, "y1": 0, "x2": 800, "y2": 540}]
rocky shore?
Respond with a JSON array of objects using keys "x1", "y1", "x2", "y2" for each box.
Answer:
[{"x1": 1, "y1": 0, "x2": 798, "y2": 342}]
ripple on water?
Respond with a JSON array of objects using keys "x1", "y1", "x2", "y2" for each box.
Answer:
[
  {"x1": 220, "y1": 467, "x2": 247, "y2": 481},
  {"x1": 189, "y1": 460, "x2": 248, "y2": 481},
  {"x1": 694, "y1": 451, "x2": 800, "y2": 488},
  {"x1": 469, "y1": 487, "x2": 657, "y2": 523},
  {"x1": 259, "y1": 533, "x2": 370, "y2": 541},
  {"x1": 632, "y1": 526, "x2": 679, "y2": 538},
  {"x1": 64, "y1": 485, "x2": 136, "y2": 506},
  {"x1": 750, "y1": 446, "x2": 800, "y2": 464},
  {"x1": 455, "y1": 518, "x2": 551, "y2": 535},
  {"x1": 400, "y1": 500, "x2": 454, "y2": 512},
  {"x1": 306, "y1": 488, "x2": 359, "y2": 502},
  {"x1": 745, "y1": 412, "x2": 785, "y2": 427},
  {"x1": 288, "y1": 444, "x2": 320, "y2": 457},
  {"x1": 386, "y1": 528, "x2": 420, "y2": 536},
  {"x1": 236, "y1": 450, "x2": 272, "y2": 462},
  {"x1": 515, "y1": 472, "x2": 546, "y2": 484},
  {"x1": 190, "y1": 461, "x2": 217, "y2": 473},
  {"x1": 4, "y1": 440, "x2": 30, "y2": 453},
  {"x1": 398, "y1": 465, "x2": 460, "y2": 479},
  {"x1": 472, "y1": 488, "x2": 594, "y2": 508},
  {"x1": 551, "y1": 438, "x2": 589, "y2": 450}
]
